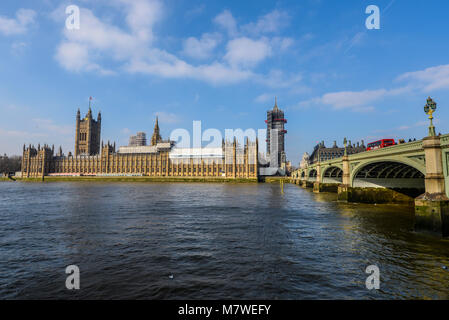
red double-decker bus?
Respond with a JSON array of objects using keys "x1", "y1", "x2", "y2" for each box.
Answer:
[{"x1": 366, "y1": 139, "x2": 395, "y2": 151}]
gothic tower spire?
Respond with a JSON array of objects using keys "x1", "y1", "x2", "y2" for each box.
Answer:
[{"x1": 151, "y1": 116, "x2": 162, "y2": 146}]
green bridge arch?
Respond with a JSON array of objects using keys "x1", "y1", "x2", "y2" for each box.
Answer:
[
  {"x1": 349, "y1": 157, "x2": 426, "y2": 188},
  {"x1": 321, "y1": 166, "x2": 343, "y2": 184}
]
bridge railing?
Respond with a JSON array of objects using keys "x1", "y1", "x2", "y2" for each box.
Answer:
[{"x1": 348, "y1": 139, "x2": 424, "y2": 161}]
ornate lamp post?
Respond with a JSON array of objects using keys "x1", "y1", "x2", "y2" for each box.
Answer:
[{"x1": 424, "y1": 97, "x2": 437, "y2": 136}]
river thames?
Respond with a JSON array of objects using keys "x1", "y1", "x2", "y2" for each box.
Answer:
[{"x1": 0, "y1": 182, "x2": 448, "y2": 299}]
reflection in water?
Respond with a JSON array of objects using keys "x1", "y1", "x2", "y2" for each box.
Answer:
[{"x1": 0, "y1": 182, "x2": 448, "y2": 299}]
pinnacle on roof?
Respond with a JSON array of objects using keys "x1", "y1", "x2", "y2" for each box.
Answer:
[{"x1": 151, "y1": 116, "x2": 162, "y2": 146}]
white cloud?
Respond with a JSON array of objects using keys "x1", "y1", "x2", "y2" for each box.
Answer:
[
  {"x1": 55, "y1": 3, "x2": 250, "y2": 84},
  {"x1": 224, "y1": 37, "x2": 272, "y2": 68},
  {"x1": 54, "y1": 2, "x2": 294, "y2": 86},
  {"x1": 214, "y1": 9, "x2": 289, "y2": 37},
  {"x1": 55, "y1": 6, "x2": 144, "y2": 75},
  {"x1": 62, "y1": 8, "x2": 144, "y2": 59},
  {"x1": 126, "y1": 51, "x2": 193, "y2": 78},
  {"x1": 213, "y1": 10, "x2": 237, "y2": 36},
  {"x1": 397, "y1": 64, "x2": 449, "y2": 92},
  {"x1": 295, "y1": 63, "x2": 449, "y2": 112},
  {"x1": 117, "y1": 0, "x2": 163, "y2": 43},
  {"x1": 0, "y1": 9, "x2": 36, "y2": 36},
  {"x1": 271, "y1": 37, "x2": 294, "y2": 51},
  {"x1": 56, "y1": 42, "x2": 91, "y2": 71},
  {"x1": 55, "y1": 1, "x2": 161, "y2": 74},
  {"x1": 297, "y1": 87, "x2": 409, "y2": 112},
  {"x1": 194, "y1": 63, "x2": 254, "y2": 84},
  {"x1": 125, "y1": 50, "x2": 253, "y2": 84},
  {"x1": 241, "y1": 10, "x2": 289, "y2": 35},
  {"x1": 182, "y1": 33, "x2": 221, "y2": 60},
  {"x1": 56, "y1": 41, "x2": 116, "y2": 75},
  {"x1": 320, "y1": 89, "x2": 388, "y2": 109}
]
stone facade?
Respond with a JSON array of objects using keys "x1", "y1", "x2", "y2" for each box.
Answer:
[{"x1": 21, "y1": 109, "x2": 259, "y2": 179}]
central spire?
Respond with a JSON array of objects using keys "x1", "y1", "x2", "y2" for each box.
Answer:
[
  {"x1": 273, "y1": 97, "x2": 278, "y2": 111},
  {"x1": 151, "y1": 116, "x2": 162, "y2": 146}
]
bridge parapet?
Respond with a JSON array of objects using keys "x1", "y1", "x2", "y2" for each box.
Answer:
[
  {"x1": 348, "y1": 139, "x2": 424, "y2": 161},
  {"x1": 440, "y1": 133, "x2": 449, "y2": 147}
]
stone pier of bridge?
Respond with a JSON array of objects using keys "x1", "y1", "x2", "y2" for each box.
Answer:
[{"x1": 414, "y1": 135, "x2": 449, "y2": 236}]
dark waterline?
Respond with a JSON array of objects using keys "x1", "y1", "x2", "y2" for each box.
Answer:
[{"x1": 0, "y1": 182, "x2": 448, "y2": 299}]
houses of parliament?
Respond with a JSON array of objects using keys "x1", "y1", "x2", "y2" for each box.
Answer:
[{"x1": 21, "y1": 106, "x2": 260, "y2": 179}]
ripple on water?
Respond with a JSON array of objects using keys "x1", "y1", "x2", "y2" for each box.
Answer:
[{"x1": 0, "y1": 182, "x2": 448, "y2": 299}]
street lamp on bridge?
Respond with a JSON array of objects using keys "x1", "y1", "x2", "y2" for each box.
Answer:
[{"x1": 424, "y1": 97, "x2": 437, "y2": 137}]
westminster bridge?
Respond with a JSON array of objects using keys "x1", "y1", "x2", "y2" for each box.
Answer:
[{"x1": 291, "y1": 130, "x2": 449, "y2": 237}]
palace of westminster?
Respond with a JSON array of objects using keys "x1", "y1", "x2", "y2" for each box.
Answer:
[{"x1": 20, "y1": 100, "x2": 290, "y2": 179}]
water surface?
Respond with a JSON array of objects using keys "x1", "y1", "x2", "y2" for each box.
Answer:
[{"x1": 0, "y1": 182, "x2": 448, "y2": 299}]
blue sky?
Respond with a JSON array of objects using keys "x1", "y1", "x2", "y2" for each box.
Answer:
[{"x1": 1, "y1": 0, "x2": 449, "y2": 164}]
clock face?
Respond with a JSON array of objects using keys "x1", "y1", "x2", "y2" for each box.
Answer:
[{"x1": 424, "y1": 105, "x2": 430, "y2": 113}]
